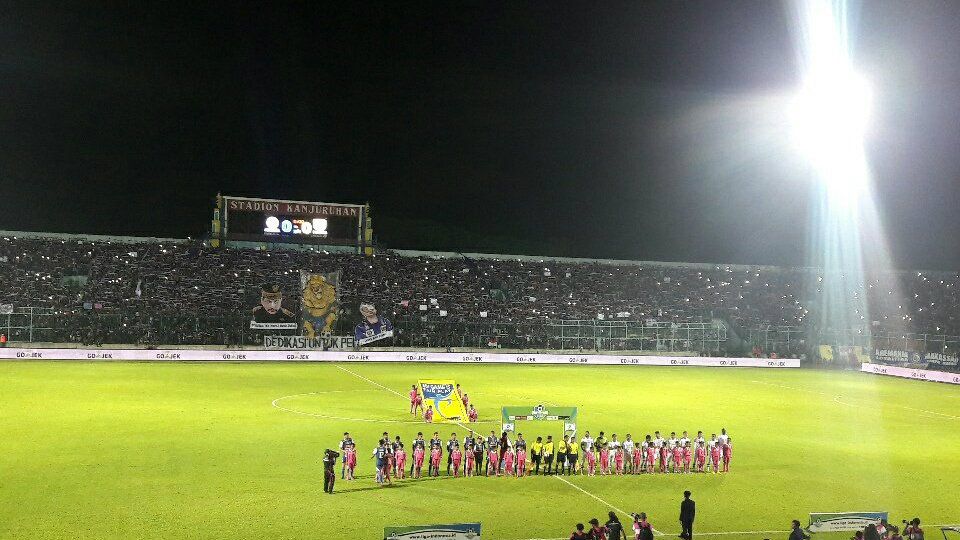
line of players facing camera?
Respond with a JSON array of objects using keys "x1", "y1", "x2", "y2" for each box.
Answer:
[{"x1": 338, "y1": 428, "x2": 733, "y2": 483}]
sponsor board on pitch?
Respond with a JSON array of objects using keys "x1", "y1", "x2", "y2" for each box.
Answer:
[
  {"x1": 808, "y1": 512, "x2": 887, "y2": 533},
  {"x1": 862, "y1": 362, "x2": 960, "y2": 385},
  {"x1": 384, "y1": 522, "x2": 481, "y2": 540}
]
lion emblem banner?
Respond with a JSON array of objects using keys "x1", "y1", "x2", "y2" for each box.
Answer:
[{"x1": 300, "y1": 270, "x2": 340, "y2": 338}]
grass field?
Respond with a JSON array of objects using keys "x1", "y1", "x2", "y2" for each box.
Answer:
[{"x1": 1, "y1": 361, "x2": 958, "y2": 540}]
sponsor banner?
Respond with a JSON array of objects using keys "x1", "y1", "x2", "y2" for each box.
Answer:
[
  {"x1": 263, "y1": 335, "x2": 355, "y2": 349},
  {"x1": 355, "y1": 303, "x2": 394, "y2": 346},
  {"x1": 922, "y1": 351, "x2": 959, "y2": 366},
  {"x1": 809, "y1": 512, "x2": 887, "y2": 533},
  {"x1": 249, "y1": 322, "x2": 299, "y2": 330},
  {"x1": 384, "y1": 522, "x2": 481, "y2": 540},
  {"x1": 418, "y1": 379, "x2": 468, "y2": 422},
  {"x1": 862, "y1": 362, "x2": 960, "y2": 385},
  {"x1": 872, "y1": 349, "x2": 959, "y2": 367},
  {"x1": 301, "y1": 271, "x2": 340, "y2": 338},
  {"x1": 0, "y1": 304, "x2": 13, "y2": 315},
  {"x1": 0, "y1": 348, "x2": 802, "y2": 366}
]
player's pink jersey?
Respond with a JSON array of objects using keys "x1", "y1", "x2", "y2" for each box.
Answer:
[
  {"x1": 396, "y1": 449, "x2": 407, "y2": 469},
  {"x1": 504, "y1": 452, "x2": 515, "y2": 475},
  {"x1": 469, "y1": 409, "x2": 478, "y2": 422},
  {"x1": 683, "y1": 447, "x2": 692, "y2": 465},
  {"x1": 646, "y1": 447, "x2": 656, "y2": 464},
  {"x1": 346, "y1": 448, "x2": 357, "y2": 468},
  {"x1": 711, "y1": 446, "x2": 721, "y2": 463},
  {"x1": 410, "y1": 389, "x2": 418, "y2": 403},
  {"x1": 615, "y1": 450, "x2": 624, "y2": 468},
  {"x1": 466, "y1": 451, "x2": 475, "y2": 468},
  {"x1": 722, "y1": 444, "x2": 732, "y2": 462},
  {"x1": 633, "y1": 447, "x2": 643, "y2": 468},
  {"x1": 431, "y1": 448, "x2": 442, "y2": 467},
  {"x1": 424, "y1": 409, "x2": 434, "y2": 422},
  {"x1": 673, "y1": 447, "x2": 683, "y2": 466},
  {"x1": 414, "y1": 448, "x2": 425, "y2": 465}
]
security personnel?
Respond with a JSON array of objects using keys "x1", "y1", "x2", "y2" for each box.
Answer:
[
  {"x1": 530, "y1": 437, "x2": 544, "y2": 474},
  {"x1": 542, "y1": 435, "x2": 555, "y2": 475},
  {"x1": 252, "y1": 283, "x2": 295, "y2": 323}
]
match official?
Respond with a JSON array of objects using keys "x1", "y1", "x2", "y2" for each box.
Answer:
[
  {"x1": 543, "y1": 435, "x2": 555, "y2": 475},
  {"x1": 531, "y1": 437, "x2": 544, "y2": 474}
]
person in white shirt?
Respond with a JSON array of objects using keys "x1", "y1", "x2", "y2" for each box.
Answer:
[
  {"x1": 653, "y1": 431, "x2": 664, "y2": 449},
  {"x1": 608, "y1": 434, "x2": 621, "y2": 469},
  {"x1": 623, "y1": 434, "x2": 635, "y2": 473},
  {"x1": 695, "y1": 431, "x2": 705, "y2": 449},
  {"x1": 667, "y1": 432, "x2": 678, "y2": 450},
  {"x1": 679, "y1": 430, "x2": 690, "y2": 448},
  {"x1": 718, "y1": 428, "x2": 729, "y2": 445},
  {"x1": 580, "y1": 431, "x2": 595, "y2": 469}
]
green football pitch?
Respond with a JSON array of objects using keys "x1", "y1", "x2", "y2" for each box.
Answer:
[{"x1": 1, "y1": 361, "x2": 958, "y2": 540}]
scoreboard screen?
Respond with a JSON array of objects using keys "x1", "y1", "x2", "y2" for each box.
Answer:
[{"x1": 222, "y1": 197, "x2": 364, "y2": 246}]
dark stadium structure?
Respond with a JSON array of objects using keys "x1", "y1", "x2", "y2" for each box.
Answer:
[{"x1": 1, "y1": 230, "x2": 958, "y2": 369}]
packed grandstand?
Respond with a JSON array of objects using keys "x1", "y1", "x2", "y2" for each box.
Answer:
[{"x1": 1, "y1": 230, "x2": 958, "y2": 370}]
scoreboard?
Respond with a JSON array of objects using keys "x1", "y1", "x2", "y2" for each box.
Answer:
[{"x1": 216, "y1": 196, "x2": 368, "y2": 248}]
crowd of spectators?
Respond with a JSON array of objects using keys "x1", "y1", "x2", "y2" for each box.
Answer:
[{"x1": 2, "y1": 234, "x2": 959, "y2": 351}]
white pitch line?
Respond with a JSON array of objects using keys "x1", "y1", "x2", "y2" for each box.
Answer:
[
  {"x1": 753, "y1": 380, "x2": 958, "y2": 421},
  {"x1": 549, "y1": 475, "x2": 669, "y2": 536}
]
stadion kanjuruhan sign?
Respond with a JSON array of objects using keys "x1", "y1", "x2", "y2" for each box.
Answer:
[{"x1": 384, "y1": 522, "x2": 481, "y2": 540}]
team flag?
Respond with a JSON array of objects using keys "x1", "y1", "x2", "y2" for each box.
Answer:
[{"x1": 418, "y1": 379, "x2": 468, "y2": 423}]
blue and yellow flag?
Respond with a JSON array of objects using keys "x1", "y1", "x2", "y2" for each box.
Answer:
[{"x1": 418, "y1": 379, "x2": 468, "y2": 423}]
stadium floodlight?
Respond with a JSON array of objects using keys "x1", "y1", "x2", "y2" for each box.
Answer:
[{"x1": 789, "y1": 0, "x2": 872, "y2": 202}]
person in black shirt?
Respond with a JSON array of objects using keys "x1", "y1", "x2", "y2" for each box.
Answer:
[
  {"x1": 322, "y1": 449, "x2": 340, "y2": 494},
  {"x1": 428, "y1": 432, "x2": 442, "y2": 476},
  {"x1": 485, "y1": 431, "x2": 498, "y2": 474},
  {"x1": 473, "y1": 437, "x2": 485, "y2": 475},
  {"x1": 607, "y1": 511, "x2": 628, "y2": 540},
  {"x1": 411, "y1": 432, "x2": 425, "y2": 476},
  {"x1": 463, "y1": 431, "x2": 477, "y2": 476},
  {"x1": 680, "y1": 491, "x2": 696, "y2": 540},
  {"x1": 789, "y1": 520, "x2": 810, "y2": 540},
  {"x1": 446, "y1": 432, "x2": 458, "y2": 475}
]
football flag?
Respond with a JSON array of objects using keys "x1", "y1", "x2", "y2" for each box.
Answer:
[{"x1": 418, "y1": 379, "x2": 468, "y2": 423}]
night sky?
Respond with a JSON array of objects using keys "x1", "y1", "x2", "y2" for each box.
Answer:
[{"x1": 2, "y1": 2, "x2": 959, "y2": 268}]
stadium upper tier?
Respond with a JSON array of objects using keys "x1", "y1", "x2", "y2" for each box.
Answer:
[{"x1": 2, "y1": 231, "x2": 958, "y2": 341}]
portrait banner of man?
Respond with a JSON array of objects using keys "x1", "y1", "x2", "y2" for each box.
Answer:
[
  {"x1": 249, "y1": 282, "x2": 298, "y2": 330},
  {"x1": 300, "y1": 271, "x2": 340, "y2": 338}
]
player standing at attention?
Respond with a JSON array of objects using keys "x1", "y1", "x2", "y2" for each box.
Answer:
[
  {"x1": 722, "y1": 438, "x2": 732, "y2": 472},
  {"x1": 709, "y1": 435, "x2": 721, "y2": 474},
  {"x1": 504, "y1": 446, "x2": 516, "y2": 476},
  {"x1": 451, "y1": 444, "x2": 462, "y2": 478},
  {"x1": 395, "y1": 441, "x2": 406, "y2": 479},
  {"x1": 646, "y1": 439, "x2": 656, "y2": 474},
  {"x1": 599, "y1": 442, "x2": 610, "y2": 475},
  {"x1": 428, "y1": 432, "x2": 442, "y2": 477},
  {"x1": 615, "y1": 446, "x2": 625, "y2": 475},
  {"x1": 430, "y1": 441, "x2": 442, "y2": 477},
  {"x1": 672, "y1": 442, "x2": 683, "y2": 473},
  {"x1": 473, "y1": 436, "x2": 485, "y2": 476},
  {"x1": 487, "y1": 443, "x2": 500, "y2": 477},
  {"x1": 542, "y1": 436, "x2": 555, "y2": 475},
  {"x1": 413, "y1": 435, "x2": 426, "y2": 479},
  {"x1": 580, "y1": 431, "x2": 594, "y2": 472},
  {"x1": 424, "y1": 405, "x2": 434, "y2": 423},
  {"x1": 632, "y1": 437, "x2": 643, "y2": 474},
  {"x1": 695, "y1": 431, "x2": 705, "y2": 454},
  {"x1": 659, "y1": 441, "x2": 669, "y2": 474},
  {"x1": 485, "y1": 431, "x2": 499, "y2": 475},
  {"x1": 585, "y1": 440, "x2": 597, "y2": 476},
  {"x1": 465, "y1": 442, "x2": 475, "y2": 477},
  {"x1": 695, "y1": 439, "x2": 706, "y2": 473},
  {"x1": 468, "y1": 404, "x2": 478, "y2": 422},
  {"x1": 718, "y1": 428, "x2": 729, "y2": 446},
  {"x1": 679, "y1": 431, "x2": 691, "y2": 453},
  {"x1": 463, "y1": 431, "x2": 477, "y2": 476},
  {"x1": 608, "y1": 434, "x2": 621, "y2": 473},
  {"x1": 682, "y1": 442, "x2": 692, "y2": 474},
  {"x1": 446, "y1": 432, "x2": 458, "y2": 475},
  {"x1": 344, "y1": 444, "x2": 357, "y2": 480},
  {"x1": 515, "y1": 434, "x2": 528, "y2": 477},
  {"x1": 623, "y1": 435, "x2": 635, "y2": 474}
]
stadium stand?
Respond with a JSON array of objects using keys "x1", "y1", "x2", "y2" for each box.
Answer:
[{"x1": 1, "y1": 232, "x2": 959, "y2": 361}]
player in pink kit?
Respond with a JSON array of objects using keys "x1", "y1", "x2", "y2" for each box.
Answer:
[
  {"x1": 345, "y1": 446, "x2": 357, "y2": 480},
  {"x1": 462, "y1": 393, "x2": 469, "y2": 409},
  {"x1": 632, "y1": 443, "x2": 643, "y2": 474},
  {"x1": 465, "y1": 444, "x2": 476, "y2": 477},
  {"x1": 414, "y1": 445, "x2": 425, "y2": 479},
  {"x1": 710, "y1": 438, "x2": 722, "y2": 474},
  {"x1": 516, "y1": 445, "x2": 527, "y2": 477},
  {"x1": 585, "y1": 444, "x2": 597, "y2": 476},
  {"x1": 614, "y1": 447, "x2": 625, "y2": 475},
  {"x1": 672, "y1": 444, "x2": 683, "y2": 473},
  {"x1": 410, "y1": 385, "x2": 422, "y2": 416},
  {"x1": 468, "y1": 405, "x2": 478, "y2": 422},
  {"x1": 451, "y1": 446, "x2": 462, "y2": 477},
  {"x1": 424, "y1": 405, "x2": 434, "y2": 423},
  {"x1": 659, "y1": 444, "x2": 669, "y2": 473},
  {"x1": 722, "y1": 438, "x2": 732, "y2": 472},
  {"x1": 395, "y1": 444, "x2": 407, "y2": 479},
  {"x1": 599, "y1": 444, "x2": 610, "y2": 475},
  {"x1": 682, "y1": 442, "x2": 692, "y2": 474},
  {"x1": 487, "y1": 446, "x2": 499, "y2": 476},
  {"x1": 504, "y1": 447, "x2": 515, "y2": 476},
  {"x1": 695, "y1": 442, "x2": 706, "y2": 473},
  {"x1": 430, "y1": 445, "x2": 442, "y2": 477},
  {"x1": 645, "y1": 442, "x2": 656, "y2": 474}
]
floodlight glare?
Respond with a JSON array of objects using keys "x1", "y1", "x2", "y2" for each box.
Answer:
[{"x1": 789, "y1": 70, "x2": 872, "y2": 186}]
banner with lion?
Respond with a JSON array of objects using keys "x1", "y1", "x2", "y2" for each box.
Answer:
[{"x1": 300, "y1": 270, "x2": 340, "y2": 338}]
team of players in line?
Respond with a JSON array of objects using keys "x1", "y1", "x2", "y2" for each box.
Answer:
[{"x1": 337, "y1": 428, "x2": 733, "y2": 484}]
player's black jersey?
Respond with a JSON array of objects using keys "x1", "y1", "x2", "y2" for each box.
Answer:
[{"x1": 412, "y1": 439, "x2": 425, "y2": 450}]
